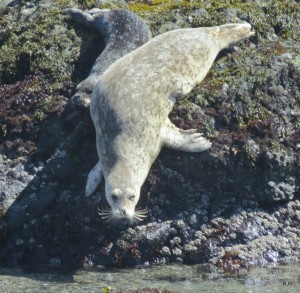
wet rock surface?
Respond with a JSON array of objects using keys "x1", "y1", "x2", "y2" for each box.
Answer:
[{"x1": 0, "y1": 0, "x2": 299, "y2": 271}]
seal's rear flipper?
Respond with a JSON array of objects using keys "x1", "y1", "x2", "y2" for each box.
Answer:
[
  {"x1": 212, "y1": 23, "x2": 255, "y2": 49},
  {"x1": 64, "y1": 8, "x2": 96, "y2": 29},
  {"x1": 161, "y1": 119, "x2": 212, "y2": 152},
  {"x1": 88, "y1": 8, "x2": 111, "y2": 15},
  {"x1": 85, "y1": 161, "x2": 103, "y2": 196},
  {"x1": 63, "y1": 8, "x2": 112, "y2": 29}
]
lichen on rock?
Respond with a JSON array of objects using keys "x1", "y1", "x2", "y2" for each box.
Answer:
[{"x1": 0, "y1": 0, "x2": 299, "y2": 271}]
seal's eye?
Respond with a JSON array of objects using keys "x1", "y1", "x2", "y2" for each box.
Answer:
[
  {"x1": 129, "y1": 195, "x2": 135, "y2": 201},
  {"x1": 85, "y1": 88, "x2": 93, "y2": 95},
  {"x1": 111, "y1": 194, "x2": 118, "y2": 202}
]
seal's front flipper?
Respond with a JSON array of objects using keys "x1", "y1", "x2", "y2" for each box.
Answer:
[
  {"x1": 161, "y1": 119, "x2": 212, "y2": 152},
  {"x1": 85, "y1": 161, "x2": 103, "y2": 196}
]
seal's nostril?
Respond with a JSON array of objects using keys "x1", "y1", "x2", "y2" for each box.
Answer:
[
  {"x1": 120, "y1": 208, "x2": 126, "y2": 215},
  {"x1": 71, "y1": 95, "x2": 80, "y2": 104}
]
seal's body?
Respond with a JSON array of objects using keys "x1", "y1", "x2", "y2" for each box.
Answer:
[
  {"x1": 64, "y1": 8, "x2": 152, "y2": 107},
  {"x1": 86, "y1": 23, "x2": 254, "y2": 223}
]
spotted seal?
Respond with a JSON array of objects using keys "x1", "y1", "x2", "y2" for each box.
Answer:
[
  {"x1": 64, "y1": 8, "x2": 152, "y2": 107},
  {"x1": 85, "y1": 23, "x2": 254, "y2": 223}
]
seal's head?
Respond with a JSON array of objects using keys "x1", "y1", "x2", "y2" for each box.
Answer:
[
  {"x1": 72, "y1": 80, "x2": 94, "y2": 107},
  {"x1": 98, "y1": 164, "x2": 148, "y2": 224},
  {"x1": 106, "y1": 186, "x2": 139, "y2": 219}
]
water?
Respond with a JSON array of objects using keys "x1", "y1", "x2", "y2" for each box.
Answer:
[{"x1": 0, "y1": 264, "x2": 300, "y2": 293}]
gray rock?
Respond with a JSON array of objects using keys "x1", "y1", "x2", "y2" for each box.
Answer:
[{"x1": 0, "y1": 0, "x2": 299, "y2": 269}]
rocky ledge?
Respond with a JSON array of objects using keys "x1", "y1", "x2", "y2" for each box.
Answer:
[{"x1": 0, "y1": 0, "x2": 299, "y2": 270}]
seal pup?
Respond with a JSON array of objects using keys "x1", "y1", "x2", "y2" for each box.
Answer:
[
  {"x1": 86, "y1": 23, "x2": 255, "y2": 223},
  {"x1": 64, "y1": 8, "x2": 152, "y2": 107}
]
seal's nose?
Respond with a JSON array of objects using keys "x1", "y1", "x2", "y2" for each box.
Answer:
[
  {"x1": 71, "y1": 94, "x2": 90, "y2": 108},
  {"x1": 71, "y1": 94, "x2": 81, "y2": 105},
  {"x1": 119, "y1": 208, "x2": 127, "y2": 215}
]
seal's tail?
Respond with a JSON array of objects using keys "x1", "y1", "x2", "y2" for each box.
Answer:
[
  {"x1": 212, "y1": 23, "x2": 255, "y2": 49},
  {"x1": 63, "y1": 8, "x2": 95, "y2": 28},
  {"x1": 63, "y1": 8, "x2": 110, "y2": 30}
]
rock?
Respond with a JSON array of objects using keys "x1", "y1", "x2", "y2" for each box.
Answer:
[
  {"x1": 158, "y1": 21, "x2": 181, "y2": 34},
  {"x1": 94, "y1": 0, "x2": 128, "y2": 9},
  {"x1": 0, "y1": 0, "x2": 299, "y2": 269},
  {"x1": 6, "y1": 204, "x2": 26, "y2": 231},
  {"x1": 160, "y1": 246, "x2": 171, "y2": 256}
]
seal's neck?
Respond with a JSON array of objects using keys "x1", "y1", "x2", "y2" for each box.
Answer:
[
  {"x1": 107, "y1": 162, "x2": 134, "y2": 188},
  {"x1": 106, "y1": 157, "x2": 150, "y2": 191}
]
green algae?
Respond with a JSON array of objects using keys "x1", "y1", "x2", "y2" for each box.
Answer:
[
  {"x1": 1, "y1": 0, "x2": 299, "y2": 152},
  {"x1": 0, "y1": 1, "x2": 80, "y2": 85},
  {"x1": 128, "y1": 0, "x2": 191, "y2": 14},
  {"x1": 128, "y1": 0, "x2": 300, "y2": 40},
  {"x1": 0, "y1": 0, "x2": 299, "y2": 270},
  {"x1": 128, "y1": 0, "x2": 300, "y2": 150},
  {"x1": 78, "y1": 0, "x2": 128, "y2": 9}
]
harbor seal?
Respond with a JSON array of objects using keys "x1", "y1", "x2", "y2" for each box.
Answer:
[
  {"x1": 86, "y1": 23, "x2": 254, "y2": 223},
  {"x1": 64, "y1": 8, "x2": 152, "y2": 107}
]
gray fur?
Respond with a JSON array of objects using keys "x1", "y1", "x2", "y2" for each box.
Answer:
[{"x1": 64, "y1": 8, "x2": 152, "y2": 107}]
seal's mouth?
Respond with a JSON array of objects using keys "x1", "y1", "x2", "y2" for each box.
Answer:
[{"x1": 98, "y1": 208, "x2": 148, "y2": 224}]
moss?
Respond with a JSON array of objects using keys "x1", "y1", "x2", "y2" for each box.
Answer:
[
  {"x1": 190, "y1": 38, "x2": 298, "y2": 133},
  {"x1": 191, "y1": 0, "x2": 299, "y2": 35},
  {"x1": 0, "y1": 73, "x2": 73, "y2": 157},
  {"x1": 0, "y1": 0, "x2": 80, "y2": 85},
  {"x1": 0, "y1": 123, "x2": 7, "y2": 137},
  {"x1": 78, "y1": 0, "x2": 129, "y2": 10},
  {"x1": 31, "y1": 110, "x2": 46, "y2": 121},
  {"x1": 128, "y1": 0, "x2": 192, "y2": 14},
  {"x1": 1, "y1": 0, "x2": 297, "y2": 86},
  {"x1": 127, "y1": 0, "x2": 299, "y2": 155},
  {"x1": 169, "y1": 99, "x2": 219, "y2": 140},
  {"x1": 78, "y1": 0, "x2": 95, "y2": 9},
  {"x1": 128, "y1": 0, "x2": 299, "y2": 40}
]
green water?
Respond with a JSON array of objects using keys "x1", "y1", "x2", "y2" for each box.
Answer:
[{"x1": 0, "y1": 264, "x2": 300, "y2": 293}]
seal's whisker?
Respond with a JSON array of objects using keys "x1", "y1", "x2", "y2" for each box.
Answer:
[
  {"x1": 103, "y1": 216, "x2": 114, "y2": 223},
  {"x1": 134, "y1": 215, "x2": 147, "y2": 221},
  {"x1": 129, "y1": 218, "x2": 136, "y2": 225},
  {"x1": 98, "y1": 207, "x2": 112, "y2": 212},
  {"x1": 135, "y1": 212, "x2": 148, "y2": 217},
  {"x1": 134, "y1": 209, "x2": 148, "y2": 220},
  {"x1": 133, "y1": 216, "x2": 140, "y2": 221},
  {"x1": 98, "y1": 213, "x2": 111, "y2": 217},
  {"x1": 132, "y1": 213, "x2": 147, "y2": 222},
  {"x1": 135, "y1": 208, "x2": 148, "y2": 215},
  {"x1": 98, "y1": 210, "x2": 111, "y2": 214},
  {"x1": 133, "y1": 217, "x2": 142, "y2": 224},
  {"x1": 98, "y1": 207, "x2": 114, "y2": 222},
  {"x1": 98, "y1": 211, "x2": 112, "y2": 215},
  {"x1": 99, "y1": 214, "x2": 111, "y2": 218}
]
